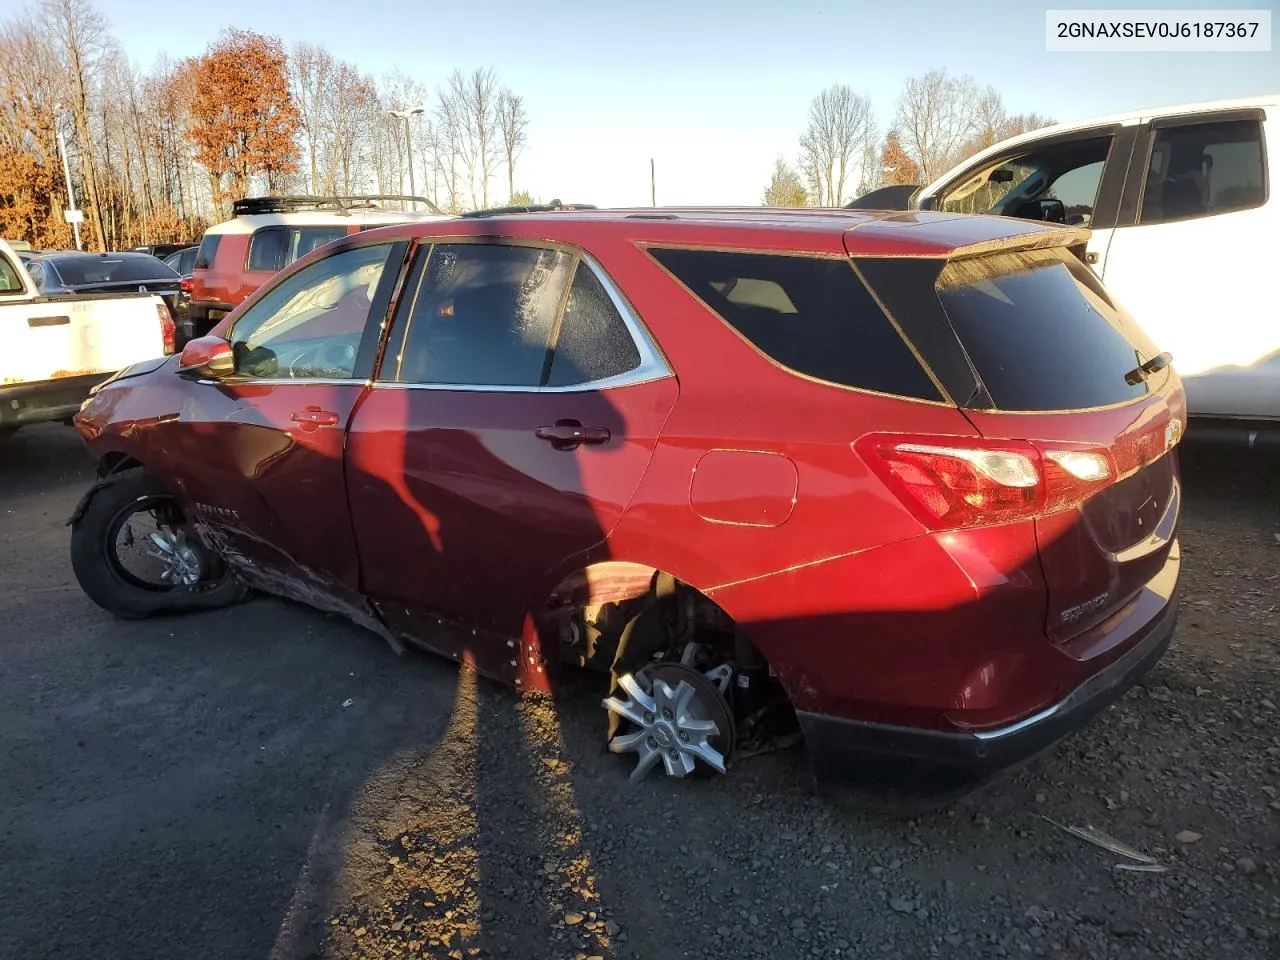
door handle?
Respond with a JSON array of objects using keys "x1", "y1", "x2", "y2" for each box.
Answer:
[
  {"x1": 535, "y1": 420, "x2": 610, "y2": 449},
  {"x1": 290, "y1": 408, "x2": 339, "y2": 430}
]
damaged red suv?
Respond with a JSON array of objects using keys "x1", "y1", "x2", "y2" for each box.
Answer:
[{"x1": 70, "y1": 206, "x2": 1183, "y2": 798}]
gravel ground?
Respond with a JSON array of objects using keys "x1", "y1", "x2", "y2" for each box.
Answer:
[{"x1": 1, "y1": 424, "x2": 1276, "y2": 960}]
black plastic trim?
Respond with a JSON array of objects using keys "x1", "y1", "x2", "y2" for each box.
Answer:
[{"x1": 797, "y1": 597, "x2": 1176, "y2": 798}]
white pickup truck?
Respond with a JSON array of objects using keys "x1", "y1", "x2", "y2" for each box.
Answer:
[{"x1": 0, "y1": 238, "x2": 175, "y2": 442}]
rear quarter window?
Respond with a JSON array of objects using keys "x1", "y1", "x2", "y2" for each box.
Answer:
[
  {"x1": 935, "y1": 249, "x2": 1162, "y2": 411},
  {"x1": 194, "y1": 235, "x2": 221, "y2": 271},
  {"x1": 648, "y1": 248, "x2": 942, "y2": 401}
]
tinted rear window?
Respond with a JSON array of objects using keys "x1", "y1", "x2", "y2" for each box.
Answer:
[
  {"x1": 935, "y1": 249, "x2": 1162, "y2": 411},
  {"x1": 247, "y1": 226, "x2": 349, "y2": 273},
  {"x1": 649, "y1": 248, "x2": 941, "y2": 401},
  {"x1": 45, "y1": 254, "x2": 178, "y2": 285},
  {"x1": 194, "y1": 235, "x2": 220, "y2": 271}
]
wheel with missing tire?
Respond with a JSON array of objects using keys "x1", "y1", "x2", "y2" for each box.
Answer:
[{"x1": 70, "y1": 469, "x2": 248, "y2": 618}]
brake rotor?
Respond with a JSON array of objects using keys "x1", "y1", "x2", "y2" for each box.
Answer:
[{"x1": 602, "y1": 661, "x2": 736, "y2": 783}]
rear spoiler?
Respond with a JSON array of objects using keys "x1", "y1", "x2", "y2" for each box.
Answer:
[
  {"x1": 944, "y1": 226, "x2": 1091, "y2": 262},
  {"x1": 844, "y1": 220, "x2": 1091, "y2": 263}
]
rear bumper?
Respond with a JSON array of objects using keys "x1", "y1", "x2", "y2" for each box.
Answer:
[
  {"x1": 0, "y1": 374, "x2": 107, "y2": 427},
  {"x1": 798, "y1": 588, "x2": 1177, "y2": 798}
]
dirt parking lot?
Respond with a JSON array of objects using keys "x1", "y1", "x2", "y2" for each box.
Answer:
[{"x1": 1, "y1": 424, "x2": 1277, "y2": 960}]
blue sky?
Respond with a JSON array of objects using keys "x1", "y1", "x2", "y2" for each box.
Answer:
[{"x1": 94, "y1": 0, "x2": 1279, "y2": 206}]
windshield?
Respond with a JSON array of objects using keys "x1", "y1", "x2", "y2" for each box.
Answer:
[{"x1": 46, "y1": 255, "x2": 179, "y2": 286}]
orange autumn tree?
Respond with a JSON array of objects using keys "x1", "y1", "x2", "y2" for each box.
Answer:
[
  {"x1": 878, "y1": 130, "x2": 920, "y2": 187},
  {"x1": 186, "y1": 29, "x2": 299, "y2": 212}
]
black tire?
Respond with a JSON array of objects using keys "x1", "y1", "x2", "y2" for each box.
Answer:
[
  {"x1": 0, "y1": 425, "x2": 17, "y2": 444},
  {"x1": 70, "y1": 468, "x2": 248, "y2": 618}
]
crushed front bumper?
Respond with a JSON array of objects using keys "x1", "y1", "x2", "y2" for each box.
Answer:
[{"x1": 797, "y1": 593, "x2": 1177, "y2": 800}]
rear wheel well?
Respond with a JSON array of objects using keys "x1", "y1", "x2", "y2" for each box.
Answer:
[{"x1": 540, "y1": 562, "x2": 792, "y2": 722}]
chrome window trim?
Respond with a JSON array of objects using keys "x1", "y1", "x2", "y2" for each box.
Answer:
[{"x1": 377, "y1": 249, "x2": 672, "y2": 394}]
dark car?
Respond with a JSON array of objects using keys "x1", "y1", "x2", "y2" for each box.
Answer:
[
  {"x1": 70, "y1": 207, "x2": 1184, "y2": 801},
  {"x1": 133, "y1": 243, "x2": 189, "y2": 260},
  {"x1": 161, "y1": 246, "x2": 199, "y2": 342},
  {"x1": 26, "y1": 251, "x2": 182, "y2": 319},
  {"x1": 844, "y1": 184, "x2": 922, "y2": 210}
]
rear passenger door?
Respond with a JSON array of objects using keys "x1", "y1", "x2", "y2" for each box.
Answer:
[
  {"x1": 344, "y1": 240, "x2": 677, "y2": 674},
  {"x1": 1098, "y1": 109, "x2": 1274, "y2": 418}
]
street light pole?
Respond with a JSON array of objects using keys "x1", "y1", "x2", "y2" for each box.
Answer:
[
  {"x1": 54, "y1": 112, "x2": 81, "y2": 250},
  {"x1": 389, "y1": 107, "x2": 426, "y2": 210}
]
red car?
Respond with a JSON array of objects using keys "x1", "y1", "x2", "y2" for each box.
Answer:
[{"x1": 70, "y1": 206, "x2": 1183, "y2": 798}]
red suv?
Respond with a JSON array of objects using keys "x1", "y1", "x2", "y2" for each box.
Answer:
[{"x1": 70, "y1": 206, "x2": 1183, "y2": 798}]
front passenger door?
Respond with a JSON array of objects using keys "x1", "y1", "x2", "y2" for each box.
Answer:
[{"x1": 160, "y1": 240, "x2": 404, "y2": 610}]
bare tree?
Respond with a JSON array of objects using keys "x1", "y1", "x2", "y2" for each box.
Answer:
[
  {"x1": 440, "y1": 68, "x2": 501, "y2": 209},
  {"x1": 496, "y1": 89, "x2": 528, "y2": 204},
  {"x1": 289, "y1": 42, "x2": 332, "y2": 193},
  {"x1": 894, "y1": 69, "x2": 984, "y2": 181},
  {"x1": 41, "y1": 0, "x2": 110, "y2": 249},
  {"x1": 797, "y1": 84, "x2": 876, "y2": 206},
  {"x1": 762, "y1": 156, "x2": 808, "y2": 206}
]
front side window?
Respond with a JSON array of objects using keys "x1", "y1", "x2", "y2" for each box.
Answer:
[
  {"x1": 1139, "y1": 119, "x2": 1266, "y2": 224},
  {"x1": 940, "y1": 137, "x2": 1112, "y2": 226},
  {"x1": 228, "y1": 243, "x2": 394, "y2": 380},
  {"x1": 392, "y1": 243, "x2": 574, "y2": 386},
  {"x1": 0, "y1": 254, "x2": 24, "y2": 294}
]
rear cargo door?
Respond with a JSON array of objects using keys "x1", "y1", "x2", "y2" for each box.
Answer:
[
  {"x1": 855, "y1": 243, "x2": 1184, "y2": 645},
  {"x1": 936, "y1": 248, "x2": 1183, "y2": 643}
]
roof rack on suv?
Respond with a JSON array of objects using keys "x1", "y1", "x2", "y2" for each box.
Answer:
[
  {"x1": 231, "y1": 195, "x2": 445, "y2": 217},
  {"x1": 459, "y1": 199, "x2": 596, "y2": 218}
]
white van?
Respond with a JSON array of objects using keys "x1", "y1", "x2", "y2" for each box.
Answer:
[{"x1": 913, "y1": 95, "x2": 1278, "y2": 444}]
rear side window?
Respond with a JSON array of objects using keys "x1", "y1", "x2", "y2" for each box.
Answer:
[
  {"x1": 194, "y1": 235, "x2": 220, "y2": 271},
  {"x1": 649, "y1": 248, "x2": 941, "y2": 401},
  {"x1": 1139, "y1": 119, "x2": 1266, "y2": 224},
  {"x1": 247, "y1": 226, "x2": 348, "y2": 273},
  {"x1": 935, "y1": 249, "x2": 1161, "y2": 411},
  {"x1": 546, "y1": 264, "x2": 641, "y2": 387}
]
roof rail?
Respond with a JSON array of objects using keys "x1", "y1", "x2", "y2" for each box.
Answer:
[
  {"x1": 459, "y1": 199, "x2": 596, "y2": 218},
  {"x1": 231, "y1": 194, "x2": 445, "y2": 217}
]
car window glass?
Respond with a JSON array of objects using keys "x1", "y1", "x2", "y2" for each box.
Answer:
[
  {"x1": 940, "y1": 137, "x2": 1111, "y2": 225},
  {"x1": 393, "y1": 243, "x2": 573, "y2": 387},
  {"x1": 935, "y1": 249, "x2": 1160, "y2": 411},
  {"x1": 17, "y1": 260, "x2": 41, "y2": 290},
  {"x1": 228, "y1": 243, "x2": 393, "y2": 380},
  {"x1": 194, "y1": 234, "x2": 220, "y2": 271},
  {"x1": 1139, "y1": 119, "x2": 1266, "y2": 224},
  {"x1": 180, "y1": 248, "x2": 197, "y2": 274},
  {"x1": 545, "y1": 264, "x2": 642, "y2": 387},
  {"x1": 649, "y1": 248, "x2": 942, "y2": 401},
  {"x1": 247, "y1": 227, "x2": 287, "y2": 273},
  {"x1": 0, "y1": 254, "x2": 24, "y2": 294},
  {"x1": 45, "y1": 255, "x2": 177, "y2": 285}
]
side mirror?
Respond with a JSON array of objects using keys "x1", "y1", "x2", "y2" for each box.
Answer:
[
  {"x1": 178, "y1": 335, "x2": 235, "y2": 379},
  {"x1": 1036, "y1": 198, "x2": 1066, "y2": 223}
]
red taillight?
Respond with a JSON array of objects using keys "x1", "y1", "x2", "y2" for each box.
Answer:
[
  {"x1": 158, "y1": 302, "x2": 176, "y2": 355},
  {"x1": 855, "y1": 433, "x2": 1114, "y2": 531},
  {"x1": 179, "y1": 277, "x2": 193, "y2": 294}
]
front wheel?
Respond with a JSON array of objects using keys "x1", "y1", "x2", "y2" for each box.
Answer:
[{"x1": 70, "y1": 469, "x2": 248, "y2": 618}]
